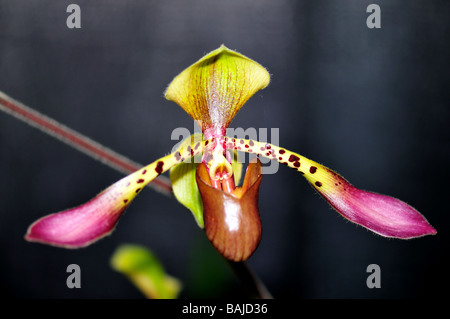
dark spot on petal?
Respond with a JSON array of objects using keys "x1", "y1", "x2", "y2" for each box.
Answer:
[
  {"x1": 142, "y1": 169, "x2": 147, "y2": 175},
  {"x1": 155, "y1": 161, "x2": 164, "y2": 175},
  {"x1": 315, "y1": 181, "x2": 322, "y2": 187},
  {"x1": 205, "y1": 140, "x2": 209, "y2": 146},
  {"x1": 278, "y1": 157, "x2": 283, "y2": 160},
  {"x1": 282, "y1": 162, "x2": 289, "y2": 166},
  {"x1": 136, "y1": 188, "x2": 142, "y2": 193},
  {"x1": 249, "y1": 140, "x2": 254, "y2": 147},
  {"x1": 174, "y1": 152, "x2": 181, "y2": 161},
  {"x1": 265, "y1": 144, "x2": 271, "y2": 149},
  {"x1": 279, "y1": 149, "x2": 286, "y2": 154},
  {"x1": 245, "y1": 144, "x2": 249, "y2": 148},
  {"x1": 310, "y1": 166, "x2": 317, "y2": 174},
  {"x1": 123, "y1": 199, "x2": 128, "y2": 203},
  {"x1": 294, "y1": 162, "x2": 300, "y2": 168},
  {"x1": 137, "y1": 179, "x2": 145, "y2": 184},
  {"x1": 288, "y1": 154, "x2": 300, "y2": 162}
]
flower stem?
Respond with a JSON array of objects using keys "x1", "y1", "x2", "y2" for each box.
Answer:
[
  {"x1": 226, "y1": 260, "x2": 273, "y2": 299},
  {"x1": 0, "y1": 90, "x2": 172, "y2": 196}
]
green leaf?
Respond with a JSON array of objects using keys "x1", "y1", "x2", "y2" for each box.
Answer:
[
  {"x1": 231, "y1": 149, "x2": 243, "y2": 186},
  {"x1": 110, "y1": 244, "x2": 182, "y2": 299},
  {"x1": 169, "y1": 133, "x2": 205, "y2": 228},
  {"x1": 170, "y1": 157, "x2": 204, "y2": 228}
]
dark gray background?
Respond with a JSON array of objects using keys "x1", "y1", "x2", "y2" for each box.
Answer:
[{"x1": 0, "y1": 0, "x2": 448, "y2": 298}]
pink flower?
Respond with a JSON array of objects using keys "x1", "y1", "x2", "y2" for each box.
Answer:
[{"x1": 25, "y1": 45, "x2": 436, "y2": 260}]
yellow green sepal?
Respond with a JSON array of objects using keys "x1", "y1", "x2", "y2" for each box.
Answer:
[
  {"x1": 164, "y1": 45, "x2": 270, "y2": 135},
  {"x1": 110, "y1": 244, "x2": 182, "y2": 299}
]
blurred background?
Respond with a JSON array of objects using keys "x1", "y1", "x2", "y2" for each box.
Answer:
[{"x1": 0, "y1": 0, "x2": 449, "y2": 298}]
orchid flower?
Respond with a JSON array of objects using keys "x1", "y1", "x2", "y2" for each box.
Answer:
[{"x1": 25, "y1": 45, "x2": 436, "y2": 262}]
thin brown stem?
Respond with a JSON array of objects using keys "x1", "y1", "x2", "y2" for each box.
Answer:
[
  {"x1": 0, "y1": 90, "x2": 173, "y2": 196},
  {"x1": 226, "y1": 260, "x2": 273, "y2": 299}
]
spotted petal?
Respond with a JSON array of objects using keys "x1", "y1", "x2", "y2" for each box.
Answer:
[
  {"x1": 228, "y1": 138, "x2": 437, "y2": 239},
  {"x1": 164, "y1": 45, "x2": 270, "y2": 139},
  {"x1": 25, "y1": 139, "x2": 210, "y2": 248}
]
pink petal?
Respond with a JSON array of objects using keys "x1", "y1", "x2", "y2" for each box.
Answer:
[
  {"x1": 225, "y1": 138, "x2": 437, "y2": 239},
  {"x1": 25, "y1": 180, "x2": 130, "y2": 248},
  {"x1": 319, "y1": 174, "x2": 437, "y2": 239},
  {"x1": 25, "y1": 138, "x2": 208, "y2": 249}
]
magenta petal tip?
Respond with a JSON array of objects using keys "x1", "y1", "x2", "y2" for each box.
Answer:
[
  {"x1": 324, "y1": 184, "x2": 437, "y2": 239},
  {"x1": 25, "y1": 186, "x2": 128, "y2": 248}
]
